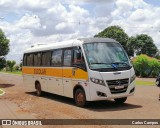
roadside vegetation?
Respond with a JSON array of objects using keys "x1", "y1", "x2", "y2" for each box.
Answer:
[
  {"x1": 0, "y1": 89, "x2": 4, "y2": 95},
  {"x1": 135, "y1": 79, "x2": 155, "y2": 86},
  {"x1": 0, "y1": 61, "x2": 22, "y2": 75},
  {"x1": 132, "y1": 54, "x2": 160, "y2": 78},
  {"x1": 0, "y1": 70, "x2": 22, "y2": 75}
]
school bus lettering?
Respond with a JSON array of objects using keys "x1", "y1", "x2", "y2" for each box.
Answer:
[{"x1": 34, "y1": 69, "x2": 46, "y2": 75}]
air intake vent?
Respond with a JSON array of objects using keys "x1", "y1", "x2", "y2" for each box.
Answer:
[{"x1": 106, "y1": 78, "x2": 129, "y2": 94}]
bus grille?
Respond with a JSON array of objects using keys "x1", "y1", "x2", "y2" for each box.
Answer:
[{"x1": 106, "y1": 78, "x2": 129, "y2": 94}]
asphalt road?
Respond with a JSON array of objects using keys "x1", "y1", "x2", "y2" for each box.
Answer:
[{"x1": 0, "y1": 73, "x2": 160, "y2": 128}]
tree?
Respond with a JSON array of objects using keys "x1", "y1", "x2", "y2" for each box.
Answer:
[
  {"x1": 128, "y1": 34, "x2": 158, "y2": 57},
  {"x1": 0, "y1": 58, "x2": 6, "y2": 70},
  {"x1": 0, "y1": 29, "x2": 10, "y2": 56},
  {"x1": 155, "y1": 49, "x2": 160, "y2": 59},
  {"x1": 19, "y1": 62, "x2": 22, "y2": 71},
  {"x1": 0, "y1": 29, "x2": 9, "y2": 69},
  {"x1": 6, "y1": 60, "x2": 16, "y2": 72},
  {"x1": 94, "y1": 25, "x2": 129, "y2": 51},
  {"x1": 127, "y1": 37, "x2": 136, "y2": 57}
]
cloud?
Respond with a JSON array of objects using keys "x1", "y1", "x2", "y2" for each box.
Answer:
[
  {"x1": 69, "y1": 4, "x2": 89, "y2": 16},
  {"x1": 109, "y1": 0, "x2": 160, "y2": 49},
  {"x1": 111, "y1": 0, "x2": 133, "y2": 19},
  {"x1": 16, "y1": 14, "x2": 42, "y2": 29},
  {"x1": 130, "y1": 9, "x2": 152, "y2": 21},
  {"x1": 94, "y1": 2, "x2": 115, "y2": 17}
]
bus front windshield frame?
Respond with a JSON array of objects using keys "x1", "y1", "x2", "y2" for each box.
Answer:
[{"x1": 83, "y1": 42, "x2": 132, "y2": 71}]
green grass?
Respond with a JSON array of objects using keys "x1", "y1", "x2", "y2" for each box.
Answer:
[
  {"x1": 0, "y1": 70, "x2": 22, "y2": 75},
  {"x1": 135, "y1": 80, "x2": 155, "y2": 86},
  {"x1": 0, "y1": 89, "x2": 4, "y2": 95}
]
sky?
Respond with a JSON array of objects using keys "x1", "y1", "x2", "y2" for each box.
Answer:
[{"x1": 0, "y1": 0, "x2": 160, "y2": 63}]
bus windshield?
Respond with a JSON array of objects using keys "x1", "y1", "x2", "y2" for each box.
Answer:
[{"x1": 83, "y1": 42, "x2": 131, "y2": 71}]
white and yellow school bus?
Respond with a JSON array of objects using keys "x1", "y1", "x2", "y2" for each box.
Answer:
[{"x1": 22, "y1": 38, "x2": 135, "y2": 107}]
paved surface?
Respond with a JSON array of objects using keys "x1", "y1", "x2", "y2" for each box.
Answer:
[
  {"x1": 0, "y1": 100, "x2": 50, "y2": 128},
  {"x1": 0, "y1": 74, "x2": 48, "y2": 128},
  {"x1": 0, "y1": 100, "x2": 36, "y2": 128},
  {"x1": 0, "y1": 73, "x2": 160, "y2": 128},
  {"x1": 0, "y1": 99, "x2": 36, "y2": 119}
]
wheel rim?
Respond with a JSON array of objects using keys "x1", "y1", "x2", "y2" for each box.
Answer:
[
  {"x1": 36, "y1": 89, "x2": 40, "y2": 95},
  {"x1": 76, "y1": 92, "x2": 84, "y2": 105},
  {"x1": 156, "y1": 80, "x2": 159, "y2": 86},
  {"x1": 36, "y1": 85, "x2": 41, "y2": 95}
]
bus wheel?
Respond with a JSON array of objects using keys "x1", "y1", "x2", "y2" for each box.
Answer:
[
  {"x1": 114, "y1": 97, "x2": 127, "y2": 104},
  {"x1": 36, "y1": 82, "x2": 42, "y2": 96},
  {"x1": 74, "y1": 89, "x2": 86, "y2": 107}
]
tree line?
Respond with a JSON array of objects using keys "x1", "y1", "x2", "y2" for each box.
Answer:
[
  {"x1": 0, "y1": 29, "x2": 21, "y2": 72},
  {"x1": 95, "y1": 25, "x2": 159, "y2": 58},
  {"x1": 94, "y1": 26, "x2": 160, "y2": 77}
]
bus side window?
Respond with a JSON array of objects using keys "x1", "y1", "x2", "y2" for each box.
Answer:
[
  {"x1": 42, "y1": 52, "x2": 46, "y2": 66},
  {"x1": 51, "y1": 50, "x2": 62, "y2": 66},
  {"x1": 63, "y1": 49, "x2": 72, "y2": 66},
  {"x1": 72, "y1": 47, "x2": 86, "y2": 70},
  {"x1": 26, "y1": 54, "x2": 30, "y2": 66},
  {"x1": 37, "y1": 53, "x2": 41, "y2": 66},
  {"x1": 33, "y1": 52, "x2": 42, "y2": 66},
  {"x1": 26, "y1": 54, "x2": 33, "y2": 66},
  {"x1": 30, "y1": 54, "x2": 34, "y2": 66},
  {"x1": 34, "y1": 53, "x2": 38, "y2": 66},
  {"x1": 23, "y1": 54, "x2": 27, "y2": 66},
  {"x1": 42, "y1": 51, "x2": 51, "y2": 66}
]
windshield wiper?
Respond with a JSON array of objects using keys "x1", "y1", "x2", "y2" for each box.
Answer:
[
  {"x1": 90, "y1": 62, "x2": 110, "y2": 65},
  {"x1": 111, "y1": 62, "x2": 131, "y2": 67}
]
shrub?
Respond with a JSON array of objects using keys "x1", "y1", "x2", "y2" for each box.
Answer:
[
  {"x1": 14, "y1": 65, "x2": 20, "y2": 71},
  {"x1": 149, "y1": 58, "x2": 160, "y2": 77},
  {"x1": 133, "y1": 54, "x2": 160, "y2": 77}
]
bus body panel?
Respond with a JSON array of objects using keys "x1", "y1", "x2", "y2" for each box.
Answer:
[
  {"x1": 88, "y1": 67, "x2": 135, "y2": 101},
  {"x1": 22, "y1": 66, "x2": 90, "y2": 99},
  {"x1": 23, "y1": 74, "x2": 35, "y2": 90}
]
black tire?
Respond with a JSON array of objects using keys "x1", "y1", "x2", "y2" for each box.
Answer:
[
  {"x1": 74, "y1": 89, "x2": 87, "y2": 107},
  {"x1": 35, "y1": 82, "x2": 42, "y2": 96},
  {"x1": 156, "y1": 78, "x2": 160, "y2": 87},
  {"x1": 114, "y1": 97, "x2": 127, "y2": 104}
]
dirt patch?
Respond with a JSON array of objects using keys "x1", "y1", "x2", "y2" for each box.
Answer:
[{"x1": 16, "y1": 108, "x2": 30, "y2": 113}]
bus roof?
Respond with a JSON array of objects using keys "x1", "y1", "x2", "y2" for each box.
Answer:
[
  {"x1": 79, "y1": 37, "x2": 116, "y2": 43},
  {"x1": 24, "y1": 38, "x2": 117, "y2": 53}
]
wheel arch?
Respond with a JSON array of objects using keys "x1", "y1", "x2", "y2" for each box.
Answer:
[
  {"x1": 73, "y1": 84, "x2": 85, "y2": 98},
  {"x1": 35, "y1": 80, "x2": 40, "y2": 89}
]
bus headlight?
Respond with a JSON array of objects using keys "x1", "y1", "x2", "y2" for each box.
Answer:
[
  {"x1": 90, "y1": 77, "x2": 105, "y2": 86},
  {"x1": 130, "y1": 74, "x2": 136, "y2": 83}
]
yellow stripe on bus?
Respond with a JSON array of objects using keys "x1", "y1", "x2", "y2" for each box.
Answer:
[{"x1": 22, "y1": 67, "x2": 88, "y2": 80}]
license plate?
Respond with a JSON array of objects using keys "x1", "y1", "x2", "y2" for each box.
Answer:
[{"x1": 115, "y1": 85, "x2": 124, "y2": 89}]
